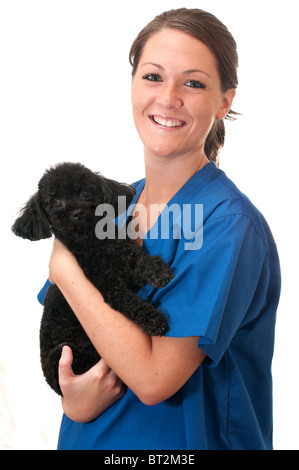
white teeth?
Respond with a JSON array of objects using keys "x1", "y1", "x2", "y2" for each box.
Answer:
[{"x1": 152, "y1": 116, "x2": 184, "y2": 128}]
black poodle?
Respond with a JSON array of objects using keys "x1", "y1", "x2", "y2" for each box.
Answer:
[{"x1": 12, "y1": 162, "x2": 172, "y2": 395}]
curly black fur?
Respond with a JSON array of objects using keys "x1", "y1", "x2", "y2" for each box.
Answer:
[{"x1": 12, "y1": 162, "x2": 172, "y2": 395}]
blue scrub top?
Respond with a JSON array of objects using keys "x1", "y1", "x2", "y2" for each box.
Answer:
[{"x1": 38, "y1": 162, "x2": 281, "y2": 450}]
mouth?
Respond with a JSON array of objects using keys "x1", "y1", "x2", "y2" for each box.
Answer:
[{"x1": 150, "y1": 115, "x2": 186, "y2": 129}]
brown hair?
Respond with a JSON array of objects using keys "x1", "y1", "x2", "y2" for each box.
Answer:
[{"x1": 129, "y1": 8, "x2": 239, "y2": 164}]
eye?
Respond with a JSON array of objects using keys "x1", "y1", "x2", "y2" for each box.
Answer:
[
  {"x1": 185, "y1": 80, "x2": 206, "y2": 89},
  {"x1": 81, "y1": 190, "x2": 92, "y2": 199},
  {"x1": 142, "y1": 73, "x2": 162, "y2": 82},
  {"x1": 53, "y1": 200, "x2": 64, "y2": 209}
]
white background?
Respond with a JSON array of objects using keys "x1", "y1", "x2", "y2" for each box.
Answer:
[{"x1": 0, "y1": 0, "x2": 298, "y2": 450}]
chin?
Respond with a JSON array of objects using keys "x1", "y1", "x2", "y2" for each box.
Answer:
[{"x1": 146, "y1": 144, "x2": 183, "y2": 159}]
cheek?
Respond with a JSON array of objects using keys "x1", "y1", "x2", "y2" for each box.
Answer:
[
  {"x1": 191, "y1": 108, "x2": 215, "y2": 135},
  {"x1": 191, "y1": 96, "x2": 220, "y2": 127},
  {"x1": 131, "y1": 96, "x2": 151, "y2": 138},
  {"x1": 131, "y1": 81, "x2": 153, "y2": 117}
]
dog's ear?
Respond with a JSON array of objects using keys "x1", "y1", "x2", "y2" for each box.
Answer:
[
  {"x1": 111, "y1": 181, "x2": 136, "y2": 213},
  {"x1": 97, "y1": 174, "x2": 136, "y2": 214},
  {"x1": 12, "y1": 193, "x2": 52, "y2": 241}
]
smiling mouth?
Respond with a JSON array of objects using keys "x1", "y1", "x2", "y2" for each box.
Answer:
[{"x1": 150, "y1": 115, "x2": 186, "y2": 128}]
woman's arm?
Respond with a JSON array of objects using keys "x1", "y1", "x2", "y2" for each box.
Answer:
[{"x1": 50, "y1": 239, "x2": 206, "y2": 406}]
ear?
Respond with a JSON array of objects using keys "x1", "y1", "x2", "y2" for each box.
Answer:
[
  {"x1": 96, "y1": 173, "x2": 136, "y2": 214},
  {"x1": 12, "y1": 193, "x2": 52, "y2": 241},
  {"x1": 215, "y1": 88, "x2": 237, "y2": 120}
]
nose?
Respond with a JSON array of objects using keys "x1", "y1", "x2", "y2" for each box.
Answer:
[
  {"x1": 71, "y1": 209, "x2": 83, "y2": 221},
  {"x1": 156, "y1": 81, "x2": 183, "y2": 109}
]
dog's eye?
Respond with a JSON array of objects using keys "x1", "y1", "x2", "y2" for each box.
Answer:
[
  {"x1": 53, "y1": 200, "x2": 64, "y2": 209},
  {"x1": 81, "y1": 190, "x2": 92, "y2": 199}
]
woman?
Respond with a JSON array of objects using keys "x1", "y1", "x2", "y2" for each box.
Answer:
[{"x1": 43, "y1": 8, "x2": 281, "y2": 450}]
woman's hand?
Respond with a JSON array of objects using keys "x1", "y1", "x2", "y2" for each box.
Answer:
[{"x1": 58, "y1": 346, "x2": 126, "y2": 423}]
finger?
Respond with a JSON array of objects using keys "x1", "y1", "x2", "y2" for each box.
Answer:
[
  {"x1": 101, "y1": 363, "x2": 123, "y2": 386},
  {"x1": 58, "y1": 345, "x2": 75, "y2": 380},
  {"x1": 90, "y1": 358, "x2": 112, "y2": 375}
]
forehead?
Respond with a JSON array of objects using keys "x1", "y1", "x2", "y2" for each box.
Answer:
[
  {"x1": 139, "y1": 28, "x2": 219, "y2": 78},
  {"x1": 40, "y1": 166, "x2": 97, "y2": 197}
]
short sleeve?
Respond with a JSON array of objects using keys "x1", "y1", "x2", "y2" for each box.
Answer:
[
  {"x1": 37, "y1": 279, "x2": 52, "y2": 305},
  {"x1": 150, "y1": 214, "x2": 268, "y2": 367}
]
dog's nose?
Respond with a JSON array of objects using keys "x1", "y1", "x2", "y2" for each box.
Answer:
[{"x1": 71, "y1": 209, "x2": 83, "y2": 221}]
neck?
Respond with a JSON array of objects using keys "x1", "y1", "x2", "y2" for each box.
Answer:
[{"x1": 141, "y1": 148, "x2": 210, "y2": 205}]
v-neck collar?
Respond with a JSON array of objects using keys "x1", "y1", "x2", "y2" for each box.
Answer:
[{"x1": 128, "y1": 161, "x2": 218, "y2": 250}]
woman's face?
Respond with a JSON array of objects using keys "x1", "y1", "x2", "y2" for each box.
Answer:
[{"x1": 131, "y1": 29, "x2": 235, "y2": 161}]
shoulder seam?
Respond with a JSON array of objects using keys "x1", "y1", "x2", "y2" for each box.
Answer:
[{"x1": 204, "y1": 213, "x2": 268, "y2": 252}]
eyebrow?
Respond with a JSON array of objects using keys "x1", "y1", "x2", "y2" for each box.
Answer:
[
  {"x1": 141, "y1": 62, "x2": 211, "y2": 78},
  {"x1": 183, "y1": 69, "x2": 211, "y2": 78}
]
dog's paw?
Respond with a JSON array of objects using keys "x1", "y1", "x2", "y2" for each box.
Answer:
[
  {"x1": 146, "y1": 256, "x2": 174, "y2": 289},
  {"x1": 140, "y1": 311, "x2": 169, "y2": 337}
]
